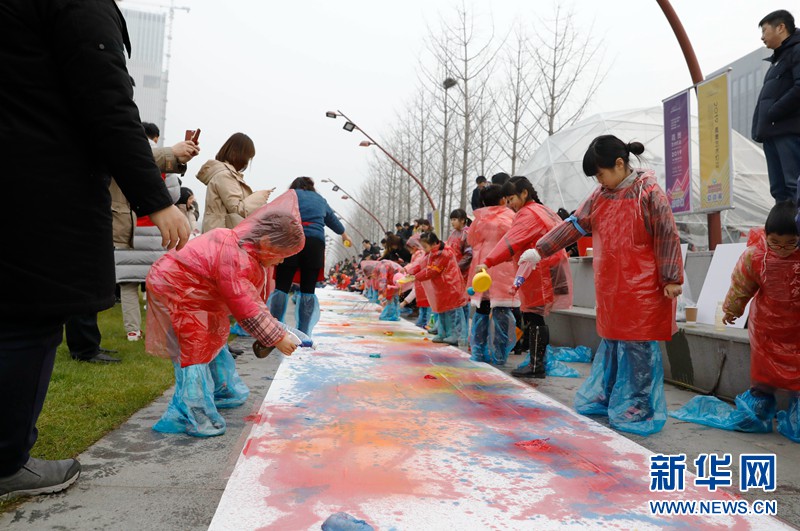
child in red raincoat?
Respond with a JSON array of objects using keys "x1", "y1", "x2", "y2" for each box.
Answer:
[
  {"x1": 405, "y1": 232, "x2": 468, "y2": 345},
  {"x1": 723, "y1": 201, "x2": 800, "y2": 441},
  {"x1": 467, "y1": 184, "x2": 519, "y2": 365},
  {"x1": 476, "y1": 177, "x2": 572, "y2": 376},
  {"x1": 447, "y1": 208, "x2": 473, "y2": 327},
  {"x1": 400, "y1": 235, "x2": 433, "y2": 329},
  {"x1": 523, "y1": 135, "x2": 683, "y2": 436},
  {"x1": 671, "y1": 201, "x2": 800, "y2": 441},
  {"x1": 376, "y1": 260, "x2": 405, "y2": 321},
  {"x1": 145, "y1": 190, "x2": 305, "y2": 437}
]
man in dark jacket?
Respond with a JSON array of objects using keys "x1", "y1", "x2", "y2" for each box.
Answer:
[
  {"x1": 470, "y1": 176, "x2": 487, "y2": 212},
  {"x1": 752, "y1": 10, "x2": 800, "y2": 203},
  {"x1": 0, "y1": 0, "x2": 190, "y2": 500}
]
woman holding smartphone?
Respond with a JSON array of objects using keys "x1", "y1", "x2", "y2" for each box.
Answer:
[{"x1": 197, "y1": 132, "x2": 273, "y2": 232}]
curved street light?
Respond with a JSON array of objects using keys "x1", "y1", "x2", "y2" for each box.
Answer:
[
  {"x1": 332, "y1": 208, "x2": 368, "y2": 242},
  {"x1": 320, "y1": 178, "x2": 388, "y2": 234},
  {"x1": 325, "y1": 110, "x2": 437, "y2": 213},
  {"x1": 656, "y1": 0, "x2": 720, "y2": 250}
]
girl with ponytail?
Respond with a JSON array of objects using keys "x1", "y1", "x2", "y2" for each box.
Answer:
[
  {"x1": 519, "y1": 134, "x2": 684, "y2": 437},
  {"x1": 475, "y1": 176, "x2": 573, "y2": 379}
]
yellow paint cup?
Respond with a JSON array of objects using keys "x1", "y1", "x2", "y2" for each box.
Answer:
[
  {"x1": 344, "y1": 240, "x2": 351, "y2": 247},
  {"x1": 472, "y1": 270, "x2": 492, "y2": 293}
]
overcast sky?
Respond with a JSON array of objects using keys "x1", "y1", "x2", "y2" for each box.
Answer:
[{"x1": 126, "y1": 0, "x2": 787, "y2": 255}]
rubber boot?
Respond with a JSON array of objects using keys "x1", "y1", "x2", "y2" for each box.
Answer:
[
  {"x1": 512, "y1": 325, "x2": 549, "y2": 379},
  {"x1": 268, "y1": 289, "x2": 289, "y2": 322},
  {"x1": 295, "y1": 293, "x2": 320, "y2": 336},
  {"x1": 512, "y1": 308, "x2": 526, "y2": 355}
]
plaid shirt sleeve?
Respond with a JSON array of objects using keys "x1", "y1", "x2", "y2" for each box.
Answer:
[
  {"x1": 537, "y1": 193, "x2": 595, "y2": 258},
  {"x1": 240, "y1": 312, "x2": 286, "y2": 347},
  {"x1": 723, "y1": 247, "x2": 758, "y2": 317},
  {"x1": 643, "y1": 187, "x2": 684, "y2": 285}
]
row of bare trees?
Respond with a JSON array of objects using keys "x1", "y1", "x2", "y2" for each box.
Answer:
[{"x1": 344, "y1": 2, "x2": 606, "y2": 244}]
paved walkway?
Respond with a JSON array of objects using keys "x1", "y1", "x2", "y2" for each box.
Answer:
[{"x1": 2, "y1": 288, "x2": 798, "y2": 530}]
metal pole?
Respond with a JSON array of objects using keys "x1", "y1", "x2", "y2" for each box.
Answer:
[
  {"x1": 656, "y1": 0, "x2": 722, "y2": 250},
  {"x1": 336, "y1": 111, "x2": 437, "y2": 212},
  {"x1": 332, "y1": 209, "x2": 367, "y2": 242},
  {"x1": 324, "y1": 178, "x2": 388, "y2": 234}
]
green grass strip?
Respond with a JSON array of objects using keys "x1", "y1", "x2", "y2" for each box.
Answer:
[{"x1": 1, "y1": 302, "x2": 174, "y2": 513}]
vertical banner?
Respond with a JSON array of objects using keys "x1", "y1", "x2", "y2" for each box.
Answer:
[
  {"x1": 663, "y1": 90, "x2": 692, "y2": 213},
  {"x1": 697, "y1": 71, "x2": 733, "y2": 212}
]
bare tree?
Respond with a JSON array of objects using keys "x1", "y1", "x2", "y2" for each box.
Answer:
[
  {"x1": 404, "y1": 89, "x2": 436, "y2": 217},
  {"x1": 497, "y1": 24, "x2": 539, "y2": 174},
  {"x1": 529, "y1": 3, "x2": 606, "y2": 138},
  {"x1": 420, "y1": 2, "x2": 500, "y2": 228},
  {"x1": 443, "y1": 3, "x2": 500, "y2": 210},
  {"x1": 472, "y1": 84, "x2": 502, "y2": 179}
]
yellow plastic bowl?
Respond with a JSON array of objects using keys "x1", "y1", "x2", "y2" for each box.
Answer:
[{"x1": 472, "y1": 270, "x2": 492, "y2": 293}]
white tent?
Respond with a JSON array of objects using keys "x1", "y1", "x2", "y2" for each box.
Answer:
[{"x1": 516, "y1": 107, "x2": 774, "y2": 249}]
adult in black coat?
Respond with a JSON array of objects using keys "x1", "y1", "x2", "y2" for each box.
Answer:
[
  {"x1": 0, "y1": 0, "x2": 190, "y2": 500},
  {"x1": 752, "y1": 10, "x2": 800, "y2": 202},
  {"x1": 470, "y1": 176, "x2": 487, "y2": 212}
]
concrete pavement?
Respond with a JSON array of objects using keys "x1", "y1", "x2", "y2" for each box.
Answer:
[{"x1": 2, "y1": 307, "x2": 798, "y2": 530}]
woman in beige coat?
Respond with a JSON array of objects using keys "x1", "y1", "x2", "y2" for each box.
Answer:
[{"x1": 197, "y1": 133, "x2": 272, "y2": 233}]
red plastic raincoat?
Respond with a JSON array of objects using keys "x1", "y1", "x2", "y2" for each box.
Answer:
[
  {"x1": 446, "y1": 226, "x2": 471, "y2": 285},
  {"x1": 413, "y1": 242, "x2": 469, "y2": 313},
  {"x1": 723, "y1": 230, "x2": 800, "y2": 390},
  {"x1": 483, "y1": 202, "x2": 572, "y2": 314},
  {"x1": 145, "y1": 190, "x2": 305, "y2": 367},
  {"x1": 467, "y1": 206, "x2": 518, "y2": 308},
  {"x1": 405, "y1": 249, "x2": 430, "y2": 308},
  {"x1": 592, "y1": 174, "x2": 678, "y2": 340},
  {"x1": 377, "y1": 260, "x2": 405, "y2": 300},
  {"x1": 360, "y1": 260, "x2": 382, "y2": 292}
]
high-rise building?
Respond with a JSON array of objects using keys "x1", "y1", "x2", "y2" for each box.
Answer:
[
  {"x1": 120, "y1": 7, "x2": 168, "y2": 140},
  {"x1": 709, "y1": 47, "x2": 771, "y2": 139}
]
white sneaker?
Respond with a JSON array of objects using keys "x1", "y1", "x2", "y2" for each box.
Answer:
[{"x1": 127, "y1": 330, "x2": 142, "y2": 342}]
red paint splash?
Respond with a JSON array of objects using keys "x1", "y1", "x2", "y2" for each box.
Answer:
[
  {"x1": 514, "y1": 438, "x2": 551, "y2": 451},
  {"x1": 424, "y1": 375, "x2": 438, "y2": 380},
  {"x1": 243, "y1": 413, "x2": 263, "y2": 423}
]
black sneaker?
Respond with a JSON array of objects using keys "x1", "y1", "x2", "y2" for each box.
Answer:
[
  {"x1": 73, "y1": 352, "x2": 121, "y2": 363},
  {"x1": 0, "y1": 457, "x2": 81, "y2": 500},
  {"x1": 228, "y1": 344, "x2": 244, "y2": 357}
]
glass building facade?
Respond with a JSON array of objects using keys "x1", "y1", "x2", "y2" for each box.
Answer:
[{"x1": 121, "y1": 8, "x2": 168, "y2": 141}]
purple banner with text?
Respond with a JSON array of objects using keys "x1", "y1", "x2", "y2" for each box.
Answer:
[{"x1": 663, "y1": 90, "x2": 692, "y2": 214}]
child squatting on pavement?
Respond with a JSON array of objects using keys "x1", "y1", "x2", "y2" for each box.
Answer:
[
  {"x1": 671, "y1": 200, "x2": 800, "y2": 442},
  {"x1": 144, "y1": 190, "x2": 305, "y2": 437}
]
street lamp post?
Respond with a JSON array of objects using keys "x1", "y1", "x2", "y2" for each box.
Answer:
[
  {"x1": 320, "y1": 178, "x2": 388, "y2": 234},
  {"x1": 656, "y1": 0, "x2": 721, "y2": 250},
  {"x1": 325, "y1": 110, "x2": 437, "y2": 216},
  {"x1": 332, "y1": 209, "x2": 368, "y2": 243}
]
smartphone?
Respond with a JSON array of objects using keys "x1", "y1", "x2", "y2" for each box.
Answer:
[{"x1": 184, "y1": 129, "x2": 201, "y2": 144}]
